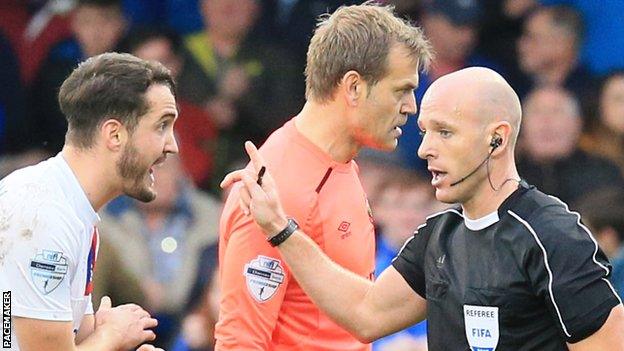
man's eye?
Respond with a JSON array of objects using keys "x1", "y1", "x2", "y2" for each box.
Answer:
[
  {"x1": 419, "y1": 130, "x2": 426, "y2": 137},
  {"x1": 440, "y1": 130, "x2": 451, "y2": 137}
]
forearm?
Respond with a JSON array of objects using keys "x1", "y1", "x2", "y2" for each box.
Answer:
[
  {"x1": 276, "y1": 229, "x2": 379, "y2": 341},
  {"x1": 75, "y1": 314, "x2": 95, "y2": 345},
  {"x1": 76, "y1": 329, "x2": 115, "y2": 351}
]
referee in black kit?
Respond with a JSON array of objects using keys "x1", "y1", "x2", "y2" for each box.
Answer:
[{"x1": 221, "y1": 67, "x2": 624, "y2": 350}]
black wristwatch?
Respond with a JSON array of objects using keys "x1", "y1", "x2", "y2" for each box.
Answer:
[{"x1": 268, "y1": 218, "x2": 299, "y2": 247}]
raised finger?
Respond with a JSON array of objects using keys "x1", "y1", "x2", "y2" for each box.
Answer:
[
  {"x1": 220, "y1": 169, "x2": 247, "y2": 189},
  {"x1": 244, "y1": 141, "x2": 265, "y2": 173}
]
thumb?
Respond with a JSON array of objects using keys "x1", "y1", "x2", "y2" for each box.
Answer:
[{"x1": 99, "y1": 296, "x2": 112, "y2": 311}]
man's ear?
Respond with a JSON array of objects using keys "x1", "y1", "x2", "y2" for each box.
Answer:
[
  {"x1": 490, "y1": 121, "x2": 513, "y2": 155},
  {"x1": 101, "y1": 119, "x2": 126, "y2": 151},
  {"x1": 341, "y1": 70, "x2": 366, "y2": 107}
]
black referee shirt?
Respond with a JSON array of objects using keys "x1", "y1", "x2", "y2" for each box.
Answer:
[{"x1": 393, "y1": 181, "x2": 621, "y2": 350}]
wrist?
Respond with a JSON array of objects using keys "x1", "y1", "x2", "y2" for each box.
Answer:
[
  {"x1": 265, "y1": 217, "x2": 289, "y2": 239},
  {"x1": 266, "y1": 218, "x2": 299, "y2": 247},
  {"x1": 93, "y1": 324, "x2": 124, "y2": 350}
]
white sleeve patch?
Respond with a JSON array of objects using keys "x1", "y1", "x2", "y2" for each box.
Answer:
[
  {"x1": 29, "y1": 250, "x2": 69, "y2": 295},
  {"x1": 243, "y1": 255, "x2": 285, "y2": 302}
]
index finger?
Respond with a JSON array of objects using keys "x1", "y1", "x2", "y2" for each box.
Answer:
[{"x1": 244, "y1": 141, "x2": 265, "y2": 173}]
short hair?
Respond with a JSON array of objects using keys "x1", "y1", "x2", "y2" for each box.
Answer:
[
  {"x1": 523, "y1": 85, "x2": 581, "y2": 119},
  {"x1": 122, "y1": 26, "x2": 183, "y2": 57},
  {"x1": 543, "y1": 5, "x2": 585, "y2": 48},
  {"x1": 574, "y1": 187, "x2": 624, "y2": 242},
  {"x1": 58, "y1": 52, "x2": 175, "y2": 148},
  {"x1": 77, "y1": 0, "x2": 121, "y2": 8},
  {"x1": 305, "y1": 1, "x2": 432, "y2": 103}
]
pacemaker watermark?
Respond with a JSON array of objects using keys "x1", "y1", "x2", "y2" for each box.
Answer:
[{"x1": 2, "y1": 291, "x2": 10, "y2": 349}]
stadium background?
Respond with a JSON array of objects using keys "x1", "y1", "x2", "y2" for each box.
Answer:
[{"x1": 1, "y1": 0, "x2": 623, "y2": 349}]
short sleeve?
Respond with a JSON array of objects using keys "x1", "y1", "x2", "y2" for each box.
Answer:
[
  {"x1": 0, "y1": 195, "x2": 79, "y2": 322},
  {"x1": 521, "y1": 207, "x2": 621, "y2": 343},
  {"x1": 392, "y1": 223, "x2": 432, "y2": 299},
  {"x1": 84, "y1": 297, "x2": 94, "y2": 315}
]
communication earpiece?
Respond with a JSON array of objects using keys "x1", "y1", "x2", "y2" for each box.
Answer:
[{"x1": 490, "y1": 135, "x2": 502, "y2": 149}]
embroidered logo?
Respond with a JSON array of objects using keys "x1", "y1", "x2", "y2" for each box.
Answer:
[
  {"x1": 463, "y1": 305, "x2": 500, "y2": 351},
  {"x1": 338, "y1": 221, "x2": 350, "y2": 232},
  {"x1": 243, "y1": 255, "x2": 285, "y2": 302},
  {"x1": 30, "y1": 250, "x2": 68, "y2": 295}
]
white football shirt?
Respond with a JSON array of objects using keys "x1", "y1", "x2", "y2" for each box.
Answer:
[{"x1": 0, "y1": 153, "x2": 100, "y2": 350}]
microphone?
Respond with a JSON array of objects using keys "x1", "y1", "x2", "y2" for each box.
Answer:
[{"x1": 449, "y1": 136, "x2": 502, "y2": 187}]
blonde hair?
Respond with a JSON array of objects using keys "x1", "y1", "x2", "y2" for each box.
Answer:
[{"x1": 305, "y1": 1, "x2": 432, "y2": 103}]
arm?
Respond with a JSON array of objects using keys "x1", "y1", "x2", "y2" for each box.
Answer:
[
  {"x1": 516, "y1": 207, "x2": 623, "y2": 347},
  {"x1": 75, "y1": 314, "x2": 95, "y2": 344},
  {"x1": 14, "y1": 296, "x2": 158, "y2": 351},
  {"x1": 215, "y1": 189, "x2": 289, "y2": 349},
  {"x1": 277, "y1": 230, "x2": 426, "y2": 342},
  {"x1": 221, "y1": 142, "x2": 427, "y2": 342},
  {"x1": 568, "y1": 304, "x2": 624, "y2": 350}
]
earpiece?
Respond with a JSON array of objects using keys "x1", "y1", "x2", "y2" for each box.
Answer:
[{"x1": 490, "y1": 135, "x2": 502, "y2": 149}]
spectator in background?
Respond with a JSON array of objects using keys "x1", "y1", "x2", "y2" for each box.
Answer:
[
  {"x1": 0, "y1": 32, "x2": 28, "y2": 153},
  {"x1": 397, "y1": 0, "x2": 501, "y2": 171},
  {"x1": 258, "y1": 0, "x2": 360, "y2": 72},
  {"x1": 581, "y1": 71, "x2": 624, "y2": 175},
  {"x1": 515, "y1": 5, "x2": 596, "y2": 112},
  {"x1": 177, "y1": 0, "x2": 302, "y2": 191},
  {"x1": 29, "y1": 0, "x2": 127, "y2": 153},
  {"x1": 478, "y1": 0, "x2": 538, "y2": 78},
  {"x1": 125, "y1": 27, "x2": 219, "y2": 191},
  {"x1": 517, "y1": 86, "x2": 624, "y2": 204},
  {"x1": 170, "y1": 245, "x2": 220, "y2": 351},
  {"x1": 98, "y1": 156, "x2": 222, "y2": 347},
  {"x1": 371, "y1": 166, "x2": 442, "y2": 351},
  {"x1": 0, "y1": 0, "x2": 73, "y2": 85},
  {"x1": 574, "y1": 188, "x2": 624, "y2": 298},
  {"x1": 539, "y1": 0, "x2": 624, "y2": 75},
  {"x1": 92, "y1": 238, "x2": 147, "y2": 308}
]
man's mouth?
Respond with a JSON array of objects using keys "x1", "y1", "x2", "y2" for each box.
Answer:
[
  {"x1": 430, "y1": 169, "x2": 447, "y2": 186},
  {"x1": 148, "y1": 156, "x2": 167, "y2": 185}
]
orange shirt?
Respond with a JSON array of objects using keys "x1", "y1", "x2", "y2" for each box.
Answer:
[{"x1": 216, "y1": 119, "x2": 375, "y2": 350}]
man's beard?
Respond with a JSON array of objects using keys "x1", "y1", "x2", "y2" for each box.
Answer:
[{"x1": 117, "y1": 142, "x2": 157, "y2": 202}]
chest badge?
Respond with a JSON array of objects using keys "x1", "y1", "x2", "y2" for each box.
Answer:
[{"x1": 463, "y1": 304, "x2": 500, "y2": 351}]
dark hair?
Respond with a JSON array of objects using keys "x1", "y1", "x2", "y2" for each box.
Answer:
[
  {"x1": 546, "y1": 5, "x2": 585, "y2": 48},
  {"x1": 76, "y1": 0, "x2": 122, "y2": 8},
  {"x1": 121, "y1": 26, "x2": 183, "y2": 57},
  {"x1": 77, "y1": 0, "x2": 121, "y2": 7},
  {"x1": 58, "y1": 52, "x2": 175, "y2": 148},
  {"x1": 574, "y1": 187, "x2": 624, "y2": 242}
]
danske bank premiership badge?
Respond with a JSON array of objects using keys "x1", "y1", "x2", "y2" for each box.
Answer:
[
  {"x1": 244, "y1": 255, "x2": 285, "y2": 302},
  {"x1": 464, "y1": 304, "x2": 500, "y2": 351},
  {"x1": 30, "y1": 250, "x2": 68, "y2": 295}
]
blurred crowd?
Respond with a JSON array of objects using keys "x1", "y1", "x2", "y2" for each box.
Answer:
[{"x1": 1, "y1": 0, "x2": 623, "y2": 349}]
